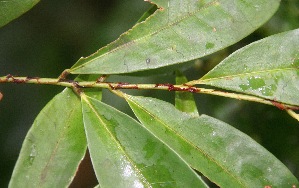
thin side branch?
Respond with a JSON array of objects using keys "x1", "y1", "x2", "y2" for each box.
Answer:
[{"x1": 287, "y1": 110, "x2": 299, "y2": 122}]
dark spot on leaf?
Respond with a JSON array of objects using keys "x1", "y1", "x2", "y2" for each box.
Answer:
[
  {"x1": 205, "y1": 42, "x2": 215, "y2": 49},
  {"x1": 143, "y1": 139, "x2": 157, "y2": 159},
  {"x1": 292, "y1": 58, "x2": 299, "y2": 68},
  {"x1": 146, "y1": 58, "x2": 150, "y2": 64}
]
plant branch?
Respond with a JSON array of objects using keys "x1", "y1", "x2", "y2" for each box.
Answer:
[
  {"x1": 1, "y1": 75, "x2": 299, "y2": 111},
  {"x1": 287, "y1": 110, "x2": 299, "y2": 122}
]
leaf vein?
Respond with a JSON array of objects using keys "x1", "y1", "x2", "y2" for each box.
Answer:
[
  {"x1": 71, "y1": 0, "x2": 220, "y2": 71},
  {"x1": 83, "y1": 96, "x2": 152, "y2": 188},
  {"x1": 127, "y1": 96, "x2": 246, "y2": 187}
]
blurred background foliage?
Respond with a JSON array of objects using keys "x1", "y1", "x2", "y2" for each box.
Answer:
[{"x1": 0, "y1": 0, "x2": 298, "y2": 187}]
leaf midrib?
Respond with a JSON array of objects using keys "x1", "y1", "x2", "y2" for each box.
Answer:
[
  {"x1": 82, "y1": 95, "x2": 152, "y2": 188},
  {"x1": 39, "y1": 94, "x2": 81, "y2": 186},
  {"x1": 70, "y1": 1, "x2": 221, "y2": 71},
  {"x1": 126, "y1": 96, "x2": 246, "y2": 187}
]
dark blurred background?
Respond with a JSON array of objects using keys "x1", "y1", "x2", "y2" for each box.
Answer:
[{"x1": 0, "y1": 0, "x2": 298, "y2": 187}]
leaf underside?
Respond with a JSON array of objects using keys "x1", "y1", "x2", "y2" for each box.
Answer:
[
  {"x1": 81, "y1": 95, "x2": 208, "y2": 188},
  {"x1": 189, "y1": 29, "x2": 299, "y2": 106},
  {"x1": 125, "y1": 95, "x2": 299, "y2": 188},
  {"x1": 9, "y1": 89, "x2": 87, "y2": 188},
  {"x1": 70, "y1": 0, "x2": 280, "y2": 75}
]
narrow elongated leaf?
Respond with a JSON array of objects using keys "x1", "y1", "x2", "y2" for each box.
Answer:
[
  {"x1": 9, "y1": 88, "x2": 87, "y2": 187},
  {"x1": 188, "y1": 29, "x2": 299, "y2": 106},
  {"x1": 125, "y1": 95, "x2": 299, "y2": 187},
  {"x1": 0, "y1": 0, "x2": 39, "y2": 28},
  {"x1": 81, "y1": 95, "x2": 208, "y2": 188},
  {"x1": 175, "y1": 71, "x2": 199, "y2": 117},
  {"x1": 70, "y1": 0, "x2": 280, "y2": 74}
]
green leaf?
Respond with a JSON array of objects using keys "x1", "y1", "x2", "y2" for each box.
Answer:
[
  {"x1": 188, "y1": 29, "x2": 299, "y2": 106},
  {"x1": 175, "y1": 70, "x2": 199, "y2": 117},
  {"x1": 125, "y1": 95, "x2": 299, "y2": 187},
  {"x1": 81, "y1": 95, "x2": 208, "y2": 188},
  {"x1": 70, "y1": 0, "x2": 280, "y2": 75},
  {"x1": 136, "y1": 4, "x2": 157, "y2": 23},
  {"x1": 0, "y1": 0, "x2": 39, "y2": 28},
  {"x1": 76, "y1": 74, "x2": 103, "y2": 101},
  {"x1": 9, "y1": 88, "x2": 87, "y2": 188}
]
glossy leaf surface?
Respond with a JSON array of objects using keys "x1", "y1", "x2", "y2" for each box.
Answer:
[
  {"x1": 0, "y1": 0, "x2": 39, "y2": 28},
  {"x1": 125, "y1": 95, "x2": 299, "y2": 187},
  {"x1": 81, "y1": 95, "x2": 208, "y2": 188},
  {"x1": 188, "y1": 29, "x2": 299, "y2": 106},
  {"x1": 70, "y1": 0, "x2": 280, "y2": 74},
  {"x1": 9, "y1": 89, "x2": 87, "y2": 187},
  {"x1": 175, "y1": 71, "x2": 199, "y2": 117}
]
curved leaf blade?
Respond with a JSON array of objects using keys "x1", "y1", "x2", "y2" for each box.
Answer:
[
  {"x1": 70, "y1": 0, "x2": 280, "y2": 74},
  {"x1": 9, "y1": 88, "x2": 87, "y2": 187},
  {"x1": 81, "y1": 95, "x2": 208, "y2": 188},
  {"x1": 125, "y1": 95, "x2": 299, "y2": 187},
  {"x1": 188, "y1": 29, "x2": 299, "y2": 106},
  {"x1": 0, "y1": 0, "x2": 39, "y2": 28}
]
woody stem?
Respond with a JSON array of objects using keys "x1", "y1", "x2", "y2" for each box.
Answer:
[{"x1": 1, "y1": 75, "x2": 299, "y2": 111}]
